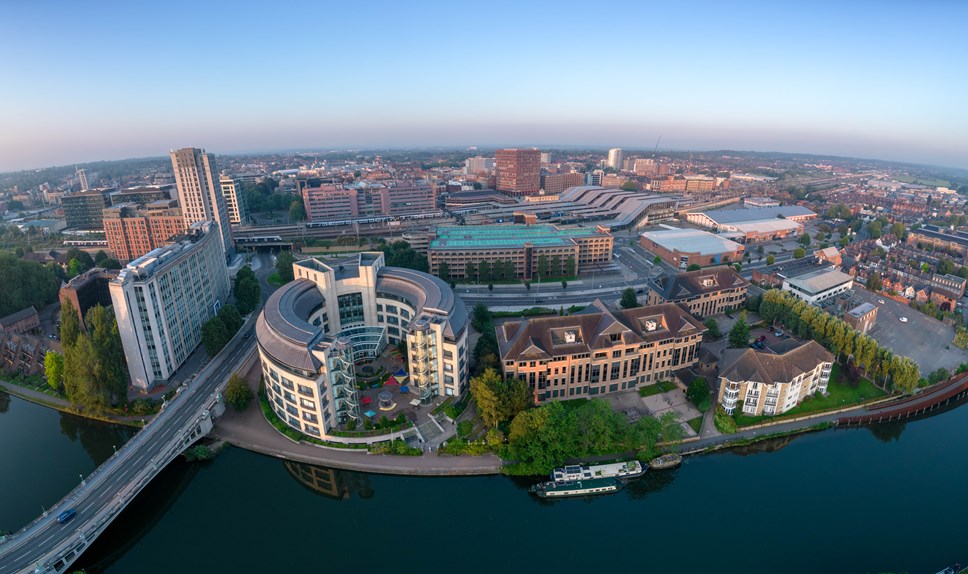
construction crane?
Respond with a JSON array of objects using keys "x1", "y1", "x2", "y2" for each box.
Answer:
[{"x1": 651, "y1": 136, "x2": 662, "y2": 158}]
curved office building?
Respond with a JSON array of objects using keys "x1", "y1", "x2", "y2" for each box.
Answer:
[{"x1": 256, "y1": 252, "x2": 469, "y2": 439}]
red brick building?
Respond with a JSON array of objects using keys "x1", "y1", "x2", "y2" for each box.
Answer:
[{"x1": 496, "y1": 149, "x2": 541, "y2": 196}]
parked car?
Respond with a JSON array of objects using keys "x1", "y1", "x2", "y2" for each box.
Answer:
[
  {"x1": 774, "y1": 330, "x2": 784, "y2": 337},
  {"x1": 899, "y1": 317, "x2": 908, "y2": 323},
  {"x1": 878, "y1": 299, "x2": 885, "y2": 304}
]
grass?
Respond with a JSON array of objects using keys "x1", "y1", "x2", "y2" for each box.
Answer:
[
  {"x1": 953, "y1": 330, "x2": 968, "y2": 350},
  {"x1": 687, "y1": 416, "x2": 703, "y2": 434},
  {"x1": 638, "y1": 380, "x2": 677, "y2": 397},
  {"x1": 733, "y1": 363, "x2": 887, "y2": 427},
  {"x1": 267, "y1": 273, "x2": 284, "y2": 287}
]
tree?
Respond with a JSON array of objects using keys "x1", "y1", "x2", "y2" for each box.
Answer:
[
  {"x1": 471, "y1": 302, "x2": 491, "y2": 332},
  {"x1": 564, "y1": 256, "x2": 576, "y2": 278},
  {"x1": 44, "y1": 350, "x2": 64, "y2": 392},
  {"x1": 798, "y1": 234, "x2": 811, "y2": 247},
  {"x1": 938, "y1": 258, "x2": 955, "y2": 275},
  {"x1": 686, "y1": 263, "x2": 701, "y2": 272},
  {"x1": 866, "y1": 272, "x2": 883, "y2": 292},
  {"x1": 488, "y1": 283, "x2": 494, "y2": 292},
  {"x1": 63, "y1": 334, "x2": 110, "y2": 413},
  {"x1": 766, "y1": 254, "x2": 775, "y2": 265},
  {"x1": 275, "y1": 251, "x2": 296, "y2": 283},
  {"x1": 793, "y1": 247, "x2": 806, "y2": 259},
  {"x1": 890, "y1": 222, "x2": 905, "y2": 240},
  {"x1": 224, "y1": 373, "x2": 254, "y2": 411},
  {"x1": 714, "y1": 407, "x2": 737, "y2": 434},
  {"x1": 60, "y1": 299, "x2": 81, "y2": 348},
  {"x1": 703, "y1": 318, "x2": 722, "y2": 338},
  {"x1": 536, "y1": 255, "x2": 549, "y2": 279},
  {"x1": 201, "y1": 316, "x2": 229, "y2": 356},
  {"x1": 867, "y1": 220, "x2": 883, "y2": 239},
  {"x1": 653, "y1": 256, "x2": 661, "y2": 264},
  {"x1": 658, "y1": 411, "x2": 684, "y2": 446},
  {"x1": 728, "y1": 313, "x2": 750, "y2": 348},
  {"x1": 620, "y1": 288, "x2": 639, "y2": 309},
  {"x1": 620, "y1": 180, "x2": 638, "y2": 191},
  {"x1": 437, "y1": 261, "x2": 450, "y2": 282},
  {"x1": 289, "y1": 200, "x2": 306, "y2": 222},
  {"x1": 687, "y1": 377, "x2": 711, "y2": 412},
  {"x1": 86, "y1": 305, "x2": 127, "y2": 402},
  {"x1": 234, "y1": 266, "x2": 261, "y2": 315},
  {"x1": 561, "y1": 279, "x2": 567, "y2": 289},
  {"x1": 381, "y1": 240, "x2": 428, "y2": 272},
  {"x1": 217, "y1": 304, "x2": 243, "y2": 335},
  {"x1": 524, "y1": 281, "x2": 531, "y2": 291},
  {"x1": 470, "y1": 369, "x2": 504, "y2": 428},
  {"x1": 0, "y1": 253, "x2": 61, "y2": 317}
]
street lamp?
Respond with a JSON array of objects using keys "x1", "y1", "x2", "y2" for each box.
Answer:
[{"x1": 79, "y1": 474, "x2": 85, "y2": 486}]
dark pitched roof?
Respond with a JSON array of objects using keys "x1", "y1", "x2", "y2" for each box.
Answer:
[
  {"x1": 719, "y1": 340, "x2": 833, "y2": 384},
  {"x1": 649, "y1": 266, "x2": 749, "y2": 302},
  {"x1": 496, "y1": 300, "x2": 705, "y2": 362},
  {"x1": 0, "y1": 306, "x2": 38, "y2": 327}
]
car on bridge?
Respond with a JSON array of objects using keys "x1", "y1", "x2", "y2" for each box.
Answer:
[{"x1": 57, "y1": 508, "x2": 76, "y2": 524}]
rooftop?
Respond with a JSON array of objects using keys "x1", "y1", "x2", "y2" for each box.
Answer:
[
  {"x1": 785, "y1": 268, "x2": 855, "y2": 294},
  {"x1": 640, "y1": 228, "x2": 744, "y2": 255},
  {"x1": 430, "y1": 224, "x2": 603, "y2": 250},
  {"x1": 719, "y1": 340, "x2": 834, "y2": 385},
  {"x1": 649, "y1": 266, "x2": 749, "y2": 301},
  {"x1": 699, "y1": 205, "x2": 815, "y2": 224},
  {"x1": 848, "y1": 302, "x2": 877, "y2": 318}
]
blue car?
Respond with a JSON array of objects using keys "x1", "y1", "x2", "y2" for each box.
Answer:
[{"x1": 56, "y1": 508, "x2": 76, "y2": 524}]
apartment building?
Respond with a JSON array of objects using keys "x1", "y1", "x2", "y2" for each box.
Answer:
[
  {"x1": 646, "y1": 266, "x2": 749, "y2": 318},
  {"x1": 102, "y1": 200, "x2": 186, "y2": 262},
  {"x1": 110, "y1": 221, "x2": 230, "y2": 392},
  {"x1": 497, "y1": 300, "x2": 705, "y2": 404},
  {"x1": 59, "y1": 268, "x2": 118, "y2": 328},
  {"x1": 170, "y1": 147, "x2": 233, "y2": 255},
  {"x1": 301, "y1": 180, "x2": 436, "y2": 222},
  {"x1": 427, "y1": 224, "x2": 613, "y2": 280},
  {"x1": 717, "y1": 341, "x2": 834, "y2": 416},
  {"x1": 109, "y1": 185, "x2": 174, "y2": 206},
  {"x1": 219, "y1": 175, "x2": 247, "y2": 224}
]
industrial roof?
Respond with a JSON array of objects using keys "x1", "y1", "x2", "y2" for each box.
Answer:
[
  {"x1": 730, "y1": 219, "x2": 803, "y2": 233},
  {"x1": 700, "y1": 205, "x2": 816, "y2": 224},
  {"x1": 784, "y1": 268, "x2": 854, "y2": 294},
  {"x1": 640, "y1": 228, "x2": 743, "y2": 255},
  {"x1": 847, "y1": 302, "x2": 877, "y2": 318}
]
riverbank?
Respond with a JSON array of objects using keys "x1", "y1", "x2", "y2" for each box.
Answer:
[{"x1": 0, "y1": 381, "x2": 149, "y2": 428}]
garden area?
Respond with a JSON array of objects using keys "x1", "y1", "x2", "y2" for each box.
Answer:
[{"x1": 638, "y1": 380, "x2": 677, "y2": 398}]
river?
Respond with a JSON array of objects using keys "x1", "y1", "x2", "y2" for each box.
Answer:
[{"x1": 1, "y1": 389, "x2": 964, "y2": 573}]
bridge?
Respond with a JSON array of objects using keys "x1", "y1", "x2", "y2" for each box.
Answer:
[{"x1": 0, "y1": 321, "x2": 257, "y2": 574}]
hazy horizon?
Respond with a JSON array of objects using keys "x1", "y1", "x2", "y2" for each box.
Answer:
[{"x1": 2, "y1": 0, "x2": 966, "y2": 172}]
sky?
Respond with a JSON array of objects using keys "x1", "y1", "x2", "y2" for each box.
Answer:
[{"x1": 1, "y1": 0, "x2": 966, "y2": 171}]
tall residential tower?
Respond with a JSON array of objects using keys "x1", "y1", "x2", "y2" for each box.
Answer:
[{"x1": 169, "y1": 147, "x2": 233, "y2": 255}]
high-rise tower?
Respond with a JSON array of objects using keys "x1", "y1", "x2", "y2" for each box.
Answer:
[{"x1": 169, "y1": 147, "x2": 233, "y2": 255}]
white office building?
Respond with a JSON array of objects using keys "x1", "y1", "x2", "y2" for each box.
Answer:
[
  {"x1": 256, "y1": 252, "x2": 469, "y2": 439},
  {"x1": 607, "y1": 148, "x2": 624, "y2": 170},
  {"x1": 782, "y1": 268, "x2": 855, "y2": 305},
  {"x1": 110, "y1": 221, "x2": 230, "y2": 392}
]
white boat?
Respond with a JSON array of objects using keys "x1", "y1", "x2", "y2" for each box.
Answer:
[
  {"x1": 550, "y1": 460, "x2": 645, "y2": 483},
  {"x1": 530, "y1": 478, "x2": 622, "y2": 498}
]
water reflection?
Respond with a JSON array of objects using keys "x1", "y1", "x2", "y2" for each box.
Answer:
[
  {"x1": 0, "y1": 390, "x2": 9, "y2": 414},
  {"x1": 868, "y1": 421, "x2": 906, "y2": 443},
  {"x1": 283, "y1": 461, "x2": 374, "y2": 500},
  {"x1": 59, "y1": 411, "x2": 136, "y2": 464}
]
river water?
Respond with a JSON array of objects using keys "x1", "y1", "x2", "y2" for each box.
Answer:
[{"x1": 1, "y1": 390, "x2": 965, "y2": 573}]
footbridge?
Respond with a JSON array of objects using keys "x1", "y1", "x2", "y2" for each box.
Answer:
[{"x1": 0, "y1": 323, "x2": 257, "y2": 574}]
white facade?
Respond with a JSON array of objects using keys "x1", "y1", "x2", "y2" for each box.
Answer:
[
  {"x1": 219, "y1": 175, "x2": 247, "y2": 225},
  {"x1": 782, "y1": 269, "x2": 854, "y2": 305},
  {"x1": 110, "y1": 221, "x2": 230, "y2": 392},
  {"x1": 463, "y1": 156, "x2": 494, "y2": 174},
  {"x1": 607, "y1": 148, "x2": 624, "y2": 170},
  {"x1": 257, "y1": 253, "x2": 469, "y2": 440},
  {"x1": 170, "y1": 147, "x2": 234, "y2": 255}
]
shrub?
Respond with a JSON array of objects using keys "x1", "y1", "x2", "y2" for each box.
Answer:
[
  {"x1": 714, "y1": 407, "x2": 737, "y2": 434},
  {"x1": 456, "y1": 420, "x2": 473, "y2": 439}
]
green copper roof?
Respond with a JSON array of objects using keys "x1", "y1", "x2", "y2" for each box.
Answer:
[{"x1": 430, "y1": 224, "x2": 601, "y2": 250}]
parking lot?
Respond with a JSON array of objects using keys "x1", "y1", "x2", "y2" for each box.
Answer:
[{"x1": 850, "y1": 288, "x2": 968, "y2": 374}]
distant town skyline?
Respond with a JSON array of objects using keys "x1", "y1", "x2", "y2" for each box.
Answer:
[{"x1": 1, "y1": 0, "x2": 966, "y2": 171}]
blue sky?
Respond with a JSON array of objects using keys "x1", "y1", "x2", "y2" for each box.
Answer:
[{"x1": 1, "y1": 0, "x2": 966, "y2": 171}]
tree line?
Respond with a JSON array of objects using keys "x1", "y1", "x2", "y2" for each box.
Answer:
[
  {"x1": 200, "y1": 265, "x2": 262, "y2": 356},
  {"x1": 0, "y1": 252, "x2": 61, "y2": 317},
  {"x1": 468, "y1": 368, "x2": 681, "y2": 475},
  {"x1": 758, "y1": 289, "x2": 920, "y2": 393}
]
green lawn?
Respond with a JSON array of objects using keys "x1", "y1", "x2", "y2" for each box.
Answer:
[
  {"x1": 267, "y1": 273, "x2": 284, "y2": 287},
  {"x1": 638, "y1": 380, "x2": 677, "y2": 397},
  {"x1": 687, "y1": 416, "x2": 703, "y2": 434},
  {"x1": 734, "y1": 363, "x2": 887, "y2": 427}
]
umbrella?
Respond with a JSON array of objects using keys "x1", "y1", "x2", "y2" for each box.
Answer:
[
  {"x1": 361, "y1": 396, "x2": 372, "y2": 405},
  {"x1": 385, "y1": 376, "x2": 398, "y2": 386},
  {"x1": 400, "y1": 385, "x2": 410, "y2": 394}
]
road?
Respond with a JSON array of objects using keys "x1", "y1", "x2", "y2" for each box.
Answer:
[{"x1": 0, "y1": 253, "x2": 275, "y2": 574}]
